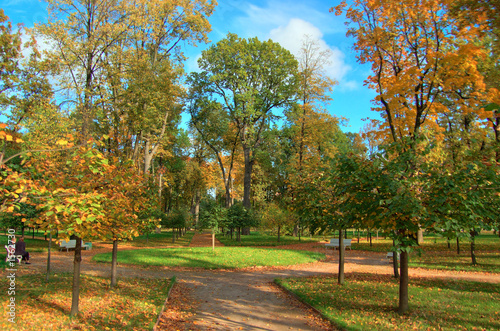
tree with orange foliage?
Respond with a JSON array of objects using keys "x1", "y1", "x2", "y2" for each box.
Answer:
[{"x1": 334, "y1": 0, "x2": 498, "y2": 314}]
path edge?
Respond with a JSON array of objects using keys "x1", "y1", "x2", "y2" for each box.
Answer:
[
  {"x1": 153, "y1": 275, "x2": 177, "y2": 331},
  {"x1": 273, "y1": 278, "x2": 342, "y2": 331}
]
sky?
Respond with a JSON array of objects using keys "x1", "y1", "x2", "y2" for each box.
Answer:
[{"x1": 2, "y1": 0, "x2": 379, "y2": 133}]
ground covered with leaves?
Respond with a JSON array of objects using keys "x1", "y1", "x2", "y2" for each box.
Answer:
[
  {"x1": 0, "y1": 273, "x2": 171, "y2": 330},
  {"x1": 277, "y1": 273, "x2": 500, "y2": 331}
]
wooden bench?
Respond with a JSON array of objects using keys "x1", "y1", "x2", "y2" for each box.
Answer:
[
  {"x1": 325, "y1": 238, "x2": 352, "y2": 250},
  {"x1": 59, "y1": 240, "x2": 92, "y2": 251},
  {"x1": 4, "y1": 245, "x2": 22, "y2": 263}
]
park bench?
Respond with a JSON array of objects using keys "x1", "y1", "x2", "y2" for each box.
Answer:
[
  {"x1": 59, "y1": 240, "x2": 92, "y2": 251},
  {"x1": 4, "y1": 245, "x2": 22, "y2": 263},
  {"x1": 325, "y1": 238, "x2": 352, "y2": 250},
  {"x1": 386, "y1": 251, "x2": 400, "y2": 259}
]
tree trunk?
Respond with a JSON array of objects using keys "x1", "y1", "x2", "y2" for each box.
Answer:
[
  {"x1": 111, "y1": 239, "x2": 118, "y2": 287},
  {"x1": 457, "y1": 237, "x2": 460, "y2": 254},
  {"x1": 470, "y1": 232, "x2": 477, "y2": 266},
  {"x1": 237, "y1": 227, "x2": 241, "y2": 243},
  {"x1": 46, "y1": 232, "x2": 52, "y2": 282},
  {"x1": 242, "y1": 146, "x2": 253, "y2": 210},
  {"x1": 277, "y1": 225, "x2": 281, "y2": 243},
  {"x1": 172, "y1": 228, "x2": 175, "y2": 243},
  {"x1": 369, "y1": 231, "x2": 372, "y2": 246},
  {"x1": 212, "y1": 229, "x2": 215, "y2": 252},
  {"x1": 393, "y1": 239, "x2": 399, "y2": 279},
  {"x1": 417, "y1": 229, "x2": 424, "y2": 244},
  {"x1": 70, "y1": 237, "x2": 82, "y2": 317},
  {"x1": 357, "y1": 229, "x2": 360, "y2": 243},
  {"x1": 447, "y1": 238, "x2": 451, "y2": 249},
  {"x1": 398, "y1": 251, "x2": 409, "y2": 314},
  {"x1": 338, "y1": 228, "x2": 345, "y2": 285}
]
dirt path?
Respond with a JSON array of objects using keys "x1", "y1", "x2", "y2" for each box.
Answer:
[{"x1": 6, "y1": 234, "x2": 500, "y2": 330}]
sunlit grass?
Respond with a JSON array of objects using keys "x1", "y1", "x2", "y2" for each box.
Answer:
[
  {"x1": 0, "y1": 273, "x2": 172, "y2": 330},
  {"x1": 277, "y1": 273, "x2": 500, "y2": 331},
  {"x1": 216, "y1": 231, "x2": 321, "y2": 246},
  {"x1": 92, "y1": 247, "x2": 325, "y2": 269}
]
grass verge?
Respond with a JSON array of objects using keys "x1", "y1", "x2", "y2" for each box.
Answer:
[
  {"x1": 92, "y1": 247, "x2": 325, "y2": 269},
  {"x1": 276, "y1": 273, "x2": 500, "y2": 331},
  {"x1": 0, "y1": 273, "x2": 171, "y2": 330}
]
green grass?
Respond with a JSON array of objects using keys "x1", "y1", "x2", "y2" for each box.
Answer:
[
  {"x1": 409, "y1": 251, "x2": 500, "y2": 273},
  {"x1": 276, "y1": 273, "x2": 500, "y2": 331},
  {"x1": 350, "y1": 233, "x2": 500, "y2": 253},
  {"x1": 348, "y1": 233, "x2": 500, "y2": 273},
  {"x1": 109, "y1": 230, "x2": 194, "y2": 248},
  {"x1": 0, "y1": 272, "x2": 171, "y2": 330},
  {"x1": 216, "y1": 231, "x2": 321, "y2": 246},
  {"x1": 92, "y1": 247, "x2": 325, "y2": 269}
]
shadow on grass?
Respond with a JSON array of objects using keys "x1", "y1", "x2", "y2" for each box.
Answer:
[
  {"x1": 91, "y1": 247, "x2": 325, "y2": 269},
  {"x1": 1, "y1": 272, "x2": 168, "y2": 330},
  {"x1": 278, "y1": 272, "x2": 500, "y2": 331}
]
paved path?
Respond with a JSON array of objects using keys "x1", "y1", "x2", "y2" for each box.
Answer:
[{"x1": 7, "y1": 235, "x2": 500, "y2": 331}]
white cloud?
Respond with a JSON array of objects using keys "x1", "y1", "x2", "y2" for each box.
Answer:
[
  {"x1": 268, "y1": 18, "x2": 354, "y2": 90},
  {"x1": 234, "y1": 0, "x2": 343, "y2": 39}
]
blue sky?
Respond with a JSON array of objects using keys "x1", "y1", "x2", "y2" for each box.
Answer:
[{"x1": 2, "y1": 0, "x2": 379, "y2": 133}]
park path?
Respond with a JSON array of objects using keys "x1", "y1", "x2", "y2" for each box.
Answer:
[{"x1": 6, "y1": 236, "x2": 500, "y2": 330}]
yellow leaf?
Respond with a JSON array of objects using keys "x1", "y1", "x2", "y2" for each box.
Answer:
[
  {"x1": 56, "y1": 139, "x2": 68, "y2": 146},
  {"x1": 6, "y1": 135, "x2": 13, "y2": 141}
]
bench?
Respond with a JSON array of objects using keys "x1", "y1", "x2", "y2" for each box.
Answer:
[
  {"x1": 4, "y1": 245, "x2": 22, "y2": 263},
  {"x1": 386, "y1": 251, "x2": 400, "y2": 259},
  {"x1": 325, "y1": 238, "x2": 352, "y2": 250},
  {"x1": 59, "y1": 240, "x2": 92, "y2": 251}
]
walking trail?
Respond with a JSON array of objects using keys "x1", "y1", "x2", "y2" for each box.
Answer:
[{"x1": 9, "y1": 233, "x2": 500, "y2": 331}]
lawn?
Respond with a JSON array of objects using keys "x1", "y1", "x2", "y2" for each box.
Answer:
[
  {"x1": 110, "y1": 230, "x2": 194, "y2": 248},
  {"x1": 92, "y1": 247, "x2": 325, "y2": 269},
  {"x1": 276, "y1": 273, "x2": 500, "y2": 331},
  {"x1": 216, "y1": 231, "x2": 321, "y2": 246},
  {"x1": 348, "y1": 232, "x2": 500, "y2": 273},
  {"x1": 0, "y1": 273, "x2": 172, "y2": 331}
]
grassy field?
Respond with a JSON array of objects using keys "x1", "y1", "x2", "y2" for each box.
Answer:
[
  {"x1": 348, "y1": 233, "x2": 500, "y2": 273},
  {"x1": 92, "y1": 247, "x2": 325, "y2": 269},
  {"x1": 0, "y1": 273, "x2": 172, "y2": 330},
  {"x1": 116, "y1": 230, "x2": 194, "y2": 247},
  {"x1": 216, "y1": 231, "x2": 321, "y2": 246},
  {"x1": 276, "y1": 273, "x2": 500, "y2": 331}
]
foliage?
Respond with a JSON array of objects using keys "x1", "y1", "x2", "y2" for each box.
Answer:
[
  {"x1": 188, "y1": 32, "x2": 299, "y2": 208},
  {"x1": 259, "y1": 202, "x2": 297, "y2": 239},
  {"x1": 92, "y1": 247, "x2": 325, "y2": 269},
  {"x1": 26, "y1": 145, "x2": 156, "y2": 242},
  {"x1": 227, "y1": 202, "x2": 259, "y2": 230},
  {"x1": 334, "y1": 0, "x2": 497, "y2": 145},
  {"x1": 198, "y1": 200, "x2": 227, "y2": 232},
  {"x1": 277, "y1": 274, "x2": 500, "y2": 330},
  {"x1": 0, "y1": 273, "x2": 172, "y2": 330},
  {"x1": 162, "y1": 209, "x2": 191, "y2": 230}
]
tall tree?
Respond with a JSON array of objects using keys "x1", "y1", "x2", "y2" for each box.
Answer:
[{"x1": 189, "y1": 33, "x2": 299, "y2": 212}]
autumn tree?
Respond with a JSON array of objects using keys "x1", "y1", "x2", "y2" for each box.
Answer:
[
  {"x1": 0, "y1": 9, "x2": 53, "y2": 131},
  {"x1": 334, "y1": 0, "x2": 497, "y2": 314},
  {"x1": 189, "y1": 33, "x2": 299, "y2": 216}
]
